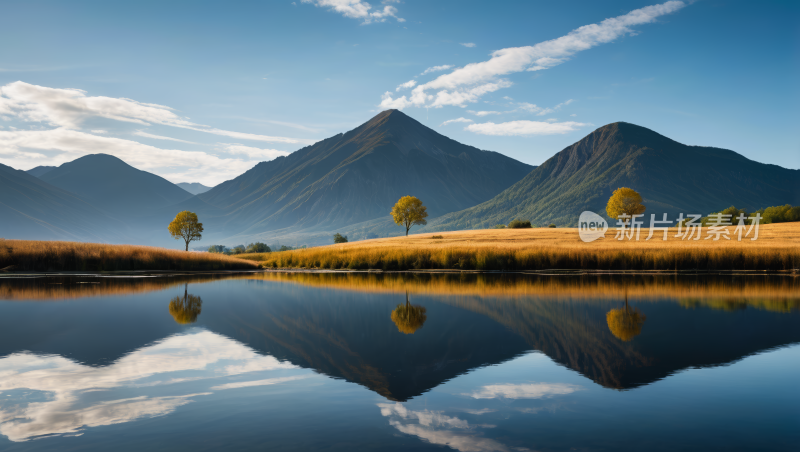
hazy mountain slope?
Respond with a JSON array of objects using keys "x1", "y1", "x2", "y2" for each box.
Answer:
[
  {"x1": 39, "y1": 154, "x2": 193, "y2": 216},
  {"x1": 26, "y1": 166, "x2": 56, "y2": 177},
  {"x1": 177, "y1": 182, "x2": 212, "y2": 195},
  {"x1": 428, "y1": 122, "x2": 800, "y2": 229},
  {"x1": 0, "y1": 163, "x2": 128, "y2": 242},
  {"x1": 194, "y1": 109, "x2": 534, "y2": 240}
]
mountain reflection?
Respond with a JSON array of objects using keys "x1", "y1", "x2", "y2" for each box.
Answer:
[
  {"x1": 169, "y1": 284, "x2": 203, "y2": 324},
  {"x1": 0, "y1": 330, "x2": 301, "y2": 442}
]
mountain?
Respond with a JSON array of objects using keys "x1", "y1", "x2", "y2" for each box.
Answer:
[
  {"x1": 26, "y1": 166, "x2": 56, "y2": 177},
  {"x1": 177, "y1": 182, "x2": 212, "y2": 195},
  {"x1": 191, "y1": 109, "x2": 534, "y2": 242},
  {"x1": 0, "y1": 163, "x2": 128, "y2": 242},
  {"x1": 428, "y1": 122, "x2": 800, "y2": 229},
  {"x1": 39, "y1": 154, "x2": 194, "y2": 216}
]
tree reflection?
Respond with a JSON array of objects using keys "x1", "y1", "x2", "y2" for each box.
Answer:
[
  {"x1": 169, "y1": 284, "x2": 203, "y2": 324},
  {"x1": 391, "y1": 292, "x2": 427, "y2": 334},
  {"x1": 606, "y1": 294, "x2": 646, "y2": 341}
]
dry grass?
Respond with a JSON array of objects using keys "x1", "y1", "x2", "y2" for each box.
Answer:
[
  {"x1": 0, "y1": 239, "x2": 259, "y2": 272},
  {"x1": 255, "y1": 223, "x2": 800, "y2": 271}
]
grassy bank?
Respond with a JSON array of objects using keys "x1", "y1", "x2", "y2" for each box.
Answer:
[
  {"x1": 250, "y1": 223, "x2": 800, "y2": 271},
  {"x1": 0, "y1": 240, "x2": 259, "y2": 272}
]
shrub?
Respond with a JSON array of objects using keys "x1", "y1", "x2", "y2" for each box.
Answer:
[
  {"x1": 431, "y1": 235, "x2": 444, "y2": 239},
  {"x1": 494, "y1": 224, "x2": 506, "y2": 229},
  {"x1": 333, "y1": 233, "x2": 348, "y2": 244},
  {"x1": 508, "y1": 219, "x2": 532, "y2": 229},
  {"x1": 246, "y1": 242, "x2": 270, "y2": 253},
  {"x1": 549, "y1": 224, "x2": 556, "y2": 228},
  {"x1": 207, "y1": 245, "x2": 226, "y2": 253}
]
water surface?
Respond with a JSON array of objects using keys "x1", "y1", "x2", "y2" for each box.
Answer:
[{"x1": 1, "y1": 273, "x2": 798, "y2": 451}]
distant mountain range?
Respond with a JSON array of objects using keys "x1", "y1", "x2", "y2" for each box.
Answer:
[
  {"x1": 1, "y1": 113, "x2": 798, "y2": 247},
  {"x1": 427, "y1": 122, "x2": 800, "y2": 229},
  {"x1": 177, "y1": 182, "x2": 212, "y2": 195}
]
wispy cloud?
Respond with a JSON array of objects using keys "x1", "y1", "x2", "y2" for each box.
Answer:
[
  {"x1": 467, "y1": 110, "x2": 501, "y2": 117},
  {"x1": 465, "y1": 120, "x2": 589, "y2": 136},
  {"x1": 440, "y1": 117, "x2": 473, "y2": 126},
  {"x1": 210, "y1": 375, "x2": 313, "y2": 391},
  {"x1": 0, "y1": 81, "x2": 315, "y2": 144},
  {"x1": 380, "y1": 1, "x2": 685, "y2": 109},
  {"x1": 460, "y1": 42, "x2": 477, "y2": 48},
  {"x1": 301, "y1": 0, "x2": 404, "y2": 24},
  {"x1": 222, "y1": 144, "x2": 291, "y2": 160},
  {"x1": 420, "y1": 65, "x2": 454, "y2": 76},
  {"x1": 133, "y1": 130, "x2": 200, "y2": 144}
]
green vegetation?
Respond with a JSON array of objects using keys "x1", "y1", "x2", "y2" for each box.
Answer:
[
  {"x1": 508, "y1": 219, "x2": 532, "y2": 229},
  {"x1": 699, "y1": 204, "x2": 800, "y2": 226},
  {"x1": 391, "y1": 196, "x2": 429, "y2": 236},
  {"x1": 494, "y1": 224, "x2": 507, "y2": 229},
  {"x1": 333, "y1": 233, "x2": 348, "y2": 244},
  {"x1": 549, "y1": 224, "x2": 557, "y2": 228},
  {"x1": 168, "y1": 211, "x2": 203, "y2": 251}
]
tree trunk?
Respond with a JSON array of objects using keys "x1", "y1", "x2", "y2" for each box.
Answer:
[{"x1": 185, "y1": 240, "x2": 189, "y2": 251}]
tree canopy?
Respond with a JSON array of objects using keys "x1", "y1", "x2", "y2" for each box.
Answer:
[
  {"x1": 168, "y1": 211, "x2": 203, "y2": 251},
  {"x1": 333, "y1": 233, "x2": 348, "y2": 244},
  {"x1": 606, "y1": 187, "x2": 646, "y2": 222},
  {"x1": 391, "y1": 196, "x2": 428, "y2": 236}
]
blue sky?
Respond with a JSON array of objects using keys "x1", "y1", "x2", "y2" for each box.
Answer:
[{"x1": 0, "y1": 0, "x2": 797, "y2": 185}]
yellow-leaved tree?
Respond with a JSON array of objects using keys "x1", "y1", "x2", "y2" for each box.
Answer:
[
  {"x1": 168, "y1": 211, "x2": 204, "y2": 251},
  {"x1": 391, "y1": 196, "x2": 428, "y2": 236},
  {"x1": 606, "y1": 187, "x2": 646, "y2": 223}
]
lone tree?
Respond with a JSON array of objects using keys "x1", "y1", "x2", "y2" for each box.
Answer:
[
  {"x1": 333, "y1": 233, "x2": 348, "y2": 244},
  {"x1": 606, "y1": 187, "x2": 646, "y2": 222},
  {"x1": 168, "y1": 211, "x2": 203, "y2": 251},
  {"x1": 391, "y1": 196, "x2": 428, "y2": 236}
]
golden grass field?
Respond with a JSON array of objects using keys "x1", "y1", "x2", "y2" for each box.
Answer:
[
  {"x1": 0, "y1": 239, "x2": 259, "y2": 272},
  {"x1": 243, "y1": 223, "x2": 800, "y2": 271}
]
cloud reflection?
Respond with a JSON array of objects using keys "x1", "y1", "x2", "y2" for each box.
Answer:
[
  {"x1": 466, "y1": 383, "x2": 581, "y2": 399},
  {"x1": 378, "y1": 403, "x2": 508, "y2": 452},
  {"x1": 0, "y1": 330, "x2": 301, "y2": 442}
]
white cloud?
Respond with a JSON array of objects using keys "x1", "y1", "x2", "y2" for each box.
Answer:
[
  {"x1": 133, "y1": 130, "x2": 200, "y2": 144},
  {"x1": 460, "y1": 43, "x2": 477, "y2": 48},
  {"x1": 0, "y1": 331, "x2": 301, "y2": 442},
  {"x1": 440, "y1": 117, "x2": 473, "y2": 126},
  {"x1": 466, "y1": 383, "x2": 582, "y2": 399},
  {"x1": 420, "y1": 65, "x2": 454, "y2": 76},
  {"x1": 570, "y1": 113, "x2": 577, "y2": 117},
  {"x1": 545, "y1": 118, "x2": 558, "y2": 122},
  {"x1": 467, "y1": 110, "x2": 501, "y2": 117},
  {"x1": 0, "y1": 128, "x2": 259, "y2": 185},
  {"x1": 223, "y1": 144, "x2": 291, "y2": 161},
  {"x1": 396, "y1": 80, "x2": 417, "y2": 91},
  {"x1": 301, "y1": 0, "x2": 403, "y2": 24},
  {"x1": 0, "y1": 81, "x2": 315, "y2": 145},
  {"x1": 90, "y1": 129, "x2": 108, "y2": 134},
  {"x1": 379, "y1": 1, "x2": 685, "y2": 109},
  {"x1": 465, "y1": 120, "x2": 589, "y2": 136}
]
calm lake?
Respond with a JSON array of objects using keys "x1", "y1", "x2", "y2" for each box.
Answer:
[{"x1": 0, "y1": 272, "x2": 798, "y2": 451}]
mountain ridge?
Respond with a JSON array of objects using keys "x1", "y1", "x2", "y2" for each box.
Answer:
[{"x1": 427, "y1": 122, "x2": 800, "y2": 230}]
